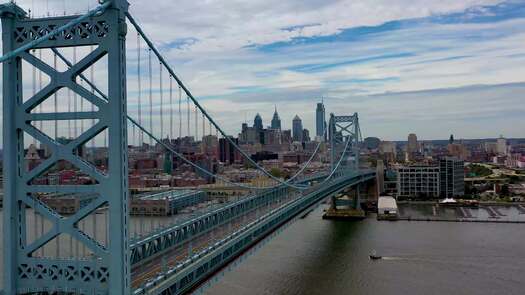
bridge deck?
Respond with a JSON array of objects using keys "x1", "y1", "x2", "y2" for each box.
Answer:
[
  {"x1": 130, "y1": 191, "x2": 300, "y2": 288},
  {"x1": 132, "y1": 171, "x2": 375, "y2": 294}
]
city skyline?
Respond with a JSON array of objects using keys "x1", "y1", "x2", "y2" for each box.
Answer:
[
  {"x1": 1, "y1": 1, "x2": 525, "y2": 144},
  {"x1": 234, "y1": 103, "x2": 524, "y2": 143},
  {"x1": 1, "y1": 2, "x2": 525, "y2": 294}
]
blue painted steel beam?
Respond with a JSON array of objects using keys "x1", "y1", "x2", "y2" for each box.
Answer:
[
  {"x1": 0, "y1": 1, "x2": 131, "y2": 293},
  {"x1": 0, "y1": 1, "x2": 111, "y2": 63}
]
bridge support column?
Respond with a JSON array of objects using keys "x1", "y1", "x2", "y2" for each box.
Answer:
[
  {"x1": 1, "y1": 1, "x2": 130, "y2": 293},
  {"x1": 323, "y1": 187, "x2": 365, "y2": 221}
]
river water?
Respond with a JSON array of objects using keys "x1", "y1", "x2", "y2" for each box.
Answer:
[
  {"x1": 202, "y1": 205, "x2": 525, "y2": 295},
  {"x1": 1, "y1": 205, "x2": 525, "y2": 294}
]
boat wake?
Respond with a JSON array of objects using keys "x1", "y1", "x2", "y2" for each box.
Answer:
[{"x1": 379, "y1": 256, "x2": 405, "y2": 261}]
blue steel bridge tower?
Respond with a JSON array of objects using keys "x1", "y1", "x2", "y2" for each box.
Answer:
[{"x1": 1, "y1": 0, "x2": 130, "y2": 294}]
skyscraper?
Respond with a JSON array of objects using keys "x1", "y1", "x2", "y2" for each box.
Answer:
[
  {"x1": 219, "y1": 136, "x2": 239, "y2": 164},
  {"x1": 302, "y1": 128, "x2": 310, "y2": 142},
  {"x1": 407, "y1": 133, "x2": 418, "y2": 153},
  {"x1": 292, "y1": 115, "x2": 303, "y2": 142},
  {"x1": 271, "y1": 106, "x2": 281, "y2": 130},
  {"x1": 439, "y1": 157, "x2": 465, "y2": 198},
  {"x1": 315, "y1": 101, "x2": 325, "y2": 141},
  {"x1": 253, "y1": 113, "x2": 263, "y2": 131},
  {"x1": 497, "y1": 135, "x2": 507, "y2": 155}
]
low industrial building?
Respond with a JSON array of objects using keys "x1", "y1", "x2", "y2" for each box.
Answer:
[
  {"x1": 130, "y1": 189, "x2": 208, "y2": 216},
  {"x1": 40, "y1": 193, "x2": 98, "y2": 215}
]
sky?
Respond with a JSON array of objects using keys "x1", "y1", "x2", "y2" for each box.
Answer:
[{"x1": 2, "y1": 0, "x2": 525, "y2": 142}]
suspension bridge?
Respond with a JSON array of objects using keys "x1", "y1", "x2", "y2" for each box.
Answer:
[{"x1": 0, "y1": 1, "x2": 377, "y2": 294}]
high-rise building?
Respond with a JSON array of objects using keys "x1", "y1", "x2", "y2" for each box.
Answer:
[
  {"x1": 497, "y1": 135, "x2": 507, "y2": 155},
  {"x1": 379, "y1": 141, "x2": 397, "y2": 163},
  {"x1": 261, "y1": 128, "x2": 281, "y2": 145},
  {"x1": 282, "y1": 130, "x2": 292, "y2": 144},
  {"x1": 364, "y1": 137, "x2": 381, "y2": 150},
  {"x1": 315, "y1": 102, "x2": 325, "y2": 140},
  {"x1": 447, "y1": 143, "x2": 470, "y2": 161},
  {"x1": 201, "y1": 134, "x2": 218, "y2": 158},
  {"x1": 302, "y1": 128, "x2": 310, "y2": 143},
  {"x1": 292, "y1": 115, "x2": 303, "y2": 142},
  {"x1": 271, "y1": 106, "x2": 281, "y2": 130},
  {"x1": 484, "y1": 142, "x2": 498, "y2": 154},
  {"x1": 219, "y1": 137, "x2": 239, "y2": 164},
  {"x1": 253, "y1": 113, "x2": 263, "y2": 131},
  {"x1": 407, "y1": 133, "x2": 418, "y2": 153},
  {"x1": 439, "y1": 157, "x2": 464, "y2": 198},
  {"x1": 239, "y1": 123, "x2": 258, "y2": 144}
]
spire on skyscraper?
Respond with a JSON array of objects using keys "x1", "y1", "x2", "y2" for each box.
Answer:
[{"x1": 271, "y1": 106, "x2": 281, "y2": 130}]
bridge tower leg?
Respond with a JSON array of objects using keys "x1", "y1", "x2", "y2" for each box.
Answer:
[
  {"x1": 328, "y1": 112, "x2": 360, "y2": 173},
  {"x1": 1, "y1": 1, "x2": 130, "y2": 293},
  {"x1": 324, "y1": 112, "x2": 364, "y2": 220}
]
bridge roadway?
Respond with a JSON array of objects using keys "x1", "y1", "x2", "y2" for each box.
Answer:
[
  {"x1": 129, "y1": 173, "x2": 329, "y2": 287},
  {"x1": 131, "y1": 190, "x2": 300, "y2": 288},
  {"x1": 132, "y1": 170, "x2": 375, "y2": 295},
  {"x1": 128, "y1": 173, "x2": 329, "y2": 267}
]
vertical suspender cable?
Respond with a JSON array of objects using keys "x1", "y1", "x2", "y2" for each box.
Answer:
[
  {"x1": 195, "y1": 105, "x2": 198, "y2": 141},
  {"x1": 160, "y1": 63, "x2": 164, "y2": 139},
  {"x1": 169, "y1": 77, "x2": 173, "y2": 141},
  {"x1": 186, "y1": 94, "x2": 190, "y2": 138},
  {"x1": 67, "y1": 85, "x2": 71, "y2": 139},
  {"x1": 148, "y1": 48, "x2": 153, "y2": 145},
  {"x1": 178, "y1": 86, "x2": 182, "y2": 139},
  {"x1": 137, "y1": 33, "x2": 142, "y2": 145}
]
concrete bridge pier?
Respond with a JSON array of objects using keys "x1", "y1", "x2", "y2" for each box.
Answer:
[{"x1": 323, "y1": 184, "x2": 367, "y2": 221}]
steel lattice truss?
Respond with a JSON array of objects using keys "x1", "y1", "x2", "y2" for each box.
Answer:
[
  {"x1": 1, "y1": 1, "x2": 130, "y2": 294},
  {"x1": 329, "y1": 113, "x2": 362, "y2": 172}
]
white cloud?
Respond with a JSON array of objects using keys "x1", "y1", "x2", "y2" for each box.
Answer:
[{"x1": 1, "y1": 0, "x2": 524, "y2": 142}]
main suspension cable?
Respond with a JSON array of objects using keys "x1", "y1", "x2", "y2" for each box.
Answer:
[
  {"x1": 126, "y1": 13, "x2": 312, "y2": 190},
  {"x1": 50, "y1": 19, "x2": 343, "y2": 191}
]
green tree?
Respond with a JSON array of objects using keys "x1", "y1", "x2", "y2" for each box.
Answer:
[
  {"x1": 270, "y1": 167, "x2": 283, "y2": 178},
  {"x1": 468, "y1": 164, "x2": 492, "y2": 177}
]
